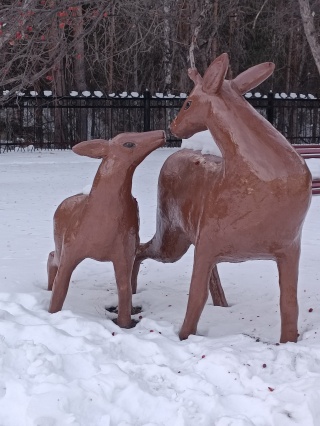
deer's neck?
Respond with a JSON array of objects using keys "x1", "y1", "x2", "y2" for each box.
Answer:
[
  {"x1": 89, "y1": 160, "x2": 134, "y2": 205},
  {"x1": 206, "y1": 95, "x2": 305, "y2": 180}
]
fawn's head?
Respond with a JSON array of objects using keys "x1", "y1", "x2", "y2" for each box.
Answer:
[
  {"x1": 170, "y1": 53, "x2": 275, "y2": 139},
  {"x1": 72, "y1": 130, "x2": 165, "y2": 167}
]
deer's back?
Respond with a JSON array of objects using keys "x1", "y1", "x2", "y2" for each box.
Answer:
[{"x1": 53, "y1": 193, "x2": 87, "y2": 258}]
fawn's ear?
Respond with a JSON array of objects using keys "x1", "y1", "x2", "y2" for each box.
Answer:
[
  {"x1": 232, "y1": 62, "x2": 275, "y2": 95},
  {"x1": 202, "y1": 53, "x2": 229, "y2": 95},
  {"x1": 72, "y1": 139, "x2": 109, "y2": 159},
  {"x1": 188, "y1": 68, "x2": 203, "y2": 85}
]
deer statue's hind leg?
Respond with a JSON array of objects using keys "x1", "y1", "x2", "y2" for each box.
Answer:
[
  {"x1": 47, "y1": 251, "x2": 58, "y2": 291},
  {"x1": 132, "y1": 229, "x2": 228, "y2": 307},
  {"x1": 131, "y1": 225, "x2": 191, "y2": 294},
  {"x1": 276, "y1": 242, "x2": 301, "y2": 343},
  {"x1": 131, "y1": 255, "x2": 145, "y2": 295},
  {"x1": 209, "y1": 265, "x2": 228, "y2": 307}
]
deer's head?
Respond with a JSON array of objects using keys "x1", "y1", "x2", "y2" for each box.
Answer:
[
  {"x1": 72, "y1": 130, "x2": 165, "y2": 167},
  {"x1": 170, "y1": 53, "x2": 275, "y2": 139}
]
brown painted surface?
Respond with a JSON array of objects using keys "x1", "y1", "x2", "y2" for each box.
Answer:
[
  {"x1": 47, "y1": 130, "x2": 165, "y2": 327},
  {"x1": 131, "y1": 150, "x2": 228, "y2": 308},
  {"x1": 135, "y1": 53, "x2": 312, "y2": 343}
]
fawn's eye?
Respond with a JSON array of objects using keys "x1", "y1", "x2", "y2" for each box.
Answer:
[
  {"x1": 184, "y1": 100, "x2": 192, "y2": 110},
  {"x1": 123, "y1": 142, "x2": 136, "y2": 148}
]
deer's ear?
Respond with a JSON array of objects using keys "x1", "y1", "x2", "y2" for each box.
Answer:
[
  {"x1": 188, "y1": 68, "x2": 203, "y2": 85},
  {"x1": 202, "y1": 53, "x2": 229, "y2": 94},
  {"x1": 72, "y1": 139, "x2": 109, "y2": 159},
  {"x1": 232, "y1": 62, "x2": 275, "y2": 95}
]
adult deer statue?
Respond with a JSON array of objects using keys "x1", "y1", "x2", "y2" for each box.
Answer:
[
  {"x1": 133, "y1": 53, "x2": 312, "y2": 343},
  {"x1": 47, "y1": 130, "x2": 165, "y2": 328}
]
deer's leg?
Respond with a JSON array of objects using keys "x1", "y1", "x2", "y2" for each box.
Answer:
[
  {"x1": 47, "y1": 251, "x2": 58, "y2": 291},
  {"x1": 142, "y1": 227, "x2": 191, "y2": 263},
  {"x1": 48, "y1": 255, "x2": 79, "y2": 313},
  {"x1": 276, "y1": 243, "x2": 301, "y2": 343},
  {"x1": 113, "y1": 256, "x2": 134, "y2": 328},
  {"x1": 179, "y1": 248, "x2": 213, "y2": 340},
  {"x1": 209, "y1": 265, "x2": 228, "y2": 307},
  {"x1": 131, "y1": 256, "x2": 145, "y2": 295},
  {"x1": 131, "y1": 227, "x2": 191, "y2": 294}
]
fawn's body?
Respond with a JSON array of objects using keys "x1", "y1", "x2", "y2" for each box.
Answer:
[{"x1": 48, "y1": 130, "x2": 165, "y2": 327}]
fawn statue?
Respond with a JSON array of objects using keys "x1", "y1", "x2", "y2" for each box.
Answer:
[{"x1": 47, "y1": 130, "x2": 165, "y2": 328}]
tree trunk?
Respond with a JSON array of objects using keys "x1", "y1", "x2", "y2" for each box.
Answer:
[
  {"x1": 212, "y1": 0, "x2": 219, "y2": 59},
  {"x1": 108, "y1": 4, "x2": 116, "y2": 92},
  {"x1": 163, "y1": 0, "x2": 173, "y2": 93},
  {"x1": 286, "y1": 23, "x2": 294, "y2": 93},
  {"x1": 73, "y1": 4, "x2": 87, "y2": 143},
  {"x1": 73, "y1": 6, "x2": 86, "y2": 91},
  {"x1": 298, "y1": 0, "x2": 320, "y2": 76}
]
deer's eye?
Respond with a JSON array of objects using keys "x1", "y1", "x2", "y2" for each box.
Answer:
[
  {"x1": 123, "y1": 142, "x2": 136, "y2": 148},
  {"x1": 184, "y1": 100, "x2": 192, "y2": 110}
]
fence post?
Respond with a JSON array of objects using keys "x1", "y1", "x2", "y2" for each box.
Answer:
[
  {"x1": 267, "y1": 91, "x2": 274, "y2": 125},
  {"x1": 143, "y1": 90, "x2": 151, "y2": 131}
]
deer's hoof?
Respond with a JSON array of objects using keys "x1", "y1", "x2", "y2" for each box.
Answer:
[
  {"x1": 105, "y1": 305, "x2": 143, "y2": 315},
  {"x1": 112, "y1": 318, "x2": 139, "y2": 329}
]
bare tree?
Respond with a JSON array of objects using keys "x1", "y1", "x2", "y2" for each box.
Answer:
[
  {"x1": 0, "y1": 0, "x2": 108, "y2": 101},
  {"x1": 1, "y1": 0, "x2": 320, "y2": 98}
]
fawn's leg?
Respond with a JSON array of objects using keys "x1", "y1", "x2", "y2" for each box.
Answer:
[
  {"x1": 49, "y1": 254, "x2": 79, "y2": 313},
  {"x1": 47, "y1": 251, "x2": 58, "y2": 291},
  {"x1": 276, "y1": 243, "x2": 301, "y2": 343},
  {"x1": 113, "y1": 257, "x2": 134, "y2": 328},
  {"x1": 209, "y1": 265, "x2": 228, "y2": 307}
]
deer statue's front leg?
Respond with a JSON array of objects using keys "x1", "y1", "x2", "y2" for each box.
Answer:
[
  {"x1": 276, "y1": 243, "x2": 301, "y2": 343},
  {"x1": 112, "y1": 253, "x2": 135, "y2": 328},
  {"x1": 179, "y1": 244, "x2": 213, "y2": 340}
]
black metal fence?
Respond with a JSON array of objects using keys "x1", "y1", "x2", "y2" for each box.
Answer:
[{"x1": 0, "y1": 91, "x2": 320, "y2": 152}]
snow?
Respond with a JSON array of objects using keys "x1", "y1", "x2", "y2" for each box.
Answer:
[
  {"x1": 82, "y1": 184, "x2": 92, "y2": 195},
  {"x1": 94, "y1": 91, "x2": 103, "y2": 98},
  {"x1": 182, "y1": 131, "x2": 320, "y2": 180},
  {"x1": 306, "y1": 158, "x2": 320, "y2": 179},
  {"x1": 0, "y1": 147, "x2": 320, "y2": 425},
  {"x1": 1, "y1": 89, "x2": 317, "y2": 100},
  {"x1": 182, "y1": 130, "x2": 222, "y2": 157}
]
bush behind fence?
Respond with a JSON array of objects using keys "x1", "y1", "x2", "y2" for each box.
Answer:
[{"x1": 0, "y1": 91, "x2": 320, "y2": 152}]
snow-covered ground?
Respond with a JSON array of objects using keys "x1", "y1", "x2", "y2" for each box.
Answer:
[{"x1": 0, "y1": 144, "x2": 319, "y2": 426}]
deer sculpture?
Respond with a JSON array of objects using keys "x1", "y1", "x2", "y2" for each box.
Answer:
[
  {"x1": 133, "y1": 53, "x2": 312, "y2": 343},
  {"x1": 47, "y1": 130, "x2": 165, "y2": 328}
]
